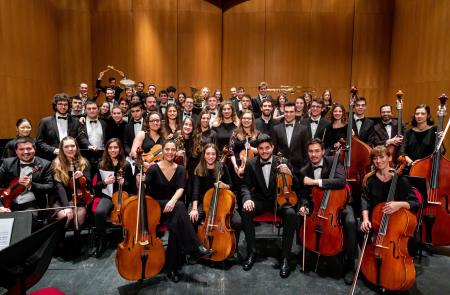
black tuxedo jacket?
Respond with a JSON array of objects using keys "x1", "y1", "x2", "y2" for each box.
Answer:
[
  {"x1": 36, "y1": 115, "x2": 90, "y2": 160},
  {"x1": 300, "y1": 117, "x2": 331, "y2": 141},
  {"x1": 178, "y1": 111, "x2": 199, "y2": 126},
  {"x1": 368, "y1": 119, "x2": 405, "y2": 147},
  {"x1": 272, "y1": 121, "x2": 308, "y2": 172},
  {"x1": 298, "y1": 156, "x2": 346, "y2": 211},
  {"x1": 95, "y1": 79, "x2": 123, "y2": 101},
  {"x1": 123, "y1": 120, "x2": 142, "y2": 155},
  {"x1": 352, "y1": 117, "x2": 374, "y2": 143},
  {"x1": 0, "y1": 156, "x2": 53, "y2": 208},
  {"x1": 241, "y1": 155, "x2": 300, "y2": 203},
  {"x1": 251, "y1": 94, "x2": 273, "y2": 118},
  {"x1": 106, "y1": 118, "x2": 126, "y2": 142},
  {"x1": 255, "y1": 117, "x2": 279, "y2": 136},
  {"x1": 78, "y1": 118, "x2": 108, "y2": 148}
]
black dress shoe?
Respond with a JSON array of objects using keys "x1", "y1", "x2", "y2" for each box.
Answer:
[
  {"x1": 344, "y1": 270, "x2": 354, "y2": 285},
  {"x1": 167, "y1": 271, "x2": 182, "y2": 283},
  {"x1": 280, "y1": 258, "x2": 290, "y2": 278},
  {"x1": 198, "y1": 245, "x2": 213, "y2": 257},
  {"x1": 243, "y1": 252, "x2": 256, "y2": 271}
]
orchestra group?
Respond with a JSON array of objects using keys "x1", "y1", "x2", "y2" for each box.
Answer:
[{"x1": 1, "y1": 67, "x2": 449, "y2": 292}]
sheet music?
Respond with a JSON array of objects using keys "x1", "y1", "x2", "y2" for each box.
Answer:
[
  {"x1": 99, "y1": 169, "x2": 114, "y2": 197},
  {"x1": 0, "y1": 218, "x2": 14, "y2": 250},
  {"x1": 126, "y1": 156, "x2": 136, "y2": 175}
]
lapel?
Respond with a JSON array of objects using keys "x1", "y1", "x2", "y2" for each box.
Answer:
[
  {"x1": 254, "y1": 158, "x2": 268, "y2": 191},
  {"x1": 280, "y1": 124, "x2": 288, "y2": 146},
  {"x1": 321, "y1": 157, "x2": 330, "y2": 179},
  {"x1": 378, "y1": 123, "x2": 389, "y2": 138},
  {"x1": 14, "y1": 159, "x2": 21, "y2": 177},
  {"x1": 317, "y1": 118, "x2": 327, "y2": 140},
  {"x1": 268, "y1": 155, "x2": 277, "y2": 191},
  {"x1": 51, "y1": 116, "x2": 60, "y2": 141}
]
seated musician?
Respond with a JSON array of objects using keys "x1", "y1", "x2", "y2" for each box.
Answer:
[
  {"x1": 2, "y1": 118, "x2": 33, "y2": 159},
  {"x1": 240, "y1": 134, "x2": 300, "y2": 278},
  {"x1": 298, "y1": 138, "x2": 356, "y2": 285},
  {"x1": 360, "y1": 145, "x2": 419, "y2": 236},
  {"x1": 143, "y1": 140, "x2": 213, "y2": 282},
  {"x1": 91, "y1": 138, "x2": 133, "y2": 258},
  {"x1": 52, "y1": 136, "x2": 91, "y2": 228},
  {"x1": 0, "y1": 137, "x2": 53, "y2": 228},
  {"x1": 189, "y1": 143, "x2": 242, "y2": 258}
]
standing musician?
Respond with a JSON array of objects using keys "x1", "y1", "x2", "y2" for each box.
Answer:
[
  {"x1": 295, "y1": 96, "x2": 308, "y2": 121},
  {"x1": 143, "y1": 140, "x2": 213, "y2": 282},
  {"x1": 298, "y1": 139, "x2": 356, "y2": 285},
  {"x1": 71, "y1": 82, "x2": 93, "y2": 112},
  {"x1": 321, "y1": 89, "x2": 333, "y2": 117},
  {"x1": 255, "y1": 98, "x2": 278, "y2": 136},
  {"x1": 91, "y1": 138, "x2": 133, "y2": 258},
  {"x1": 51, "y1": 136, "x2": 91, "y2": 228},
  {"x1": 70, "y1": 96, "x2": 84, "y2": 118},
  {"x1": 273, "y1": 94, "x2": 286, "y2": 121},
  {"x1": 352, "y1": 96, "x2": 374, "y2": 144},
  {"x1": 300, "y1": 98, "x2": 331, "y2": 141},
  {"x1": 36, "y1": 93, "x2": 90, "y2": 161},
  {"x1": 240, "y1": 134, "x2": 301, "y2": 278},
  {"x1": 272, "y1": 101, "x2": 308, "y2": 175},
  {"x1": 191, "y1": 111, "x2": 217, "y2": 178},
  {"x1": 123, "y1": 102, "x2": 144, "y2": 156},
  {"x1": 173, "y1": 117, "x2": 194, "y2": 203},
  {"x1": 96, "y1": 68, "x2": 124, "y2": 102},
  {"x1": 212, "y1": 102, "x2": 239, "y2": 154},
  {"x1": 2, "y1": 118, "x2": 33, "y2": 159},
  {"x1": 252, "y1": 81, "x2": 273, "y2": 119},
  {"x1": 238, "y1": 95, "x2": 253, "y2": 117},
  {"x1": 163, "y1": 104, "x2": 180, "y2": 138},
  {"x1": 206, "y1": 96, "x2": 220, "y2": 126},
  {"x1": 157, "y1": 90, "x2": 169, "y2": 118},
  {"x1": 368, "y1": 104, "x2": 405, "y2": 148},
  {"x1": 179, "y1": 97, "x2": 199, "y2": 125},
  {"x1": 323, "y1": 103, "x2": 348, "y2": 153},
  {"x1": 189, "y1": 144, "x2": 242, "y2": 251},
  {"x1": 106, "y1": 106, "x2": 127, "y2": 142},
  {"x1": 0, "y1": 137, "x2": 53, "y2": 228}
]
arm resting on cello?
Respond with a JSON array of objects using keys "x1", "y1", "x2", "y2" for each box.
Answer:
[{"x1": 321, "y1": 162, "x2": 346, "y2": 190}]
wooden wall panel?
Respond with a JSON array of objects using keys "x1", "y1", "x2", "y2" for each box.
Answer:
[{"x1": 0, "y1": 0, "x2": 60, "y2": 138}]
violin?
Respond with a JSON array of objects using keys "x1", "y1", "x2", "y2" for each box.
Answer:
[
  {"x1": 237, "y1": 135, "x2": 254, "y2": 178},
  {"x1": 111, "y1": 168, "x2": 129, "y2": 226},
  {"x1": 173, "y1": 132, "x2": 187, "y2": 167},
  {"x1": 116, "y1": 148, "x2": 165, "y2": 280},
  {"x1": 386, "y1": 90, "x2": 404, "y2": 164},
  {"x1": 275, "y1": 152, "x2": 298, "y2": 207},
  {"x1": 409, "y1": 94, "x2": 450, "y2": 246},
  {"x1": 360, "y1": 157, "x2": 417, "y2": 291},
  {"x1": 69, "y1": 175, "x2": 94, "y2": 207},
  {"x1": 197, "y1": 146, "x2": 236, "y2": 261},
  {"x1": 0, "y1": 165, "x2": 42, "y2": 208},
  {"x1": 299, "y1": 144, "x2": 348, "y2": 257}
]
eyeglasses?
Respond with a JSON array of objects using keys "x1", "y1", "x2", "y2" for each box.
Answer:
[
  {"x1": 310, "y1": 105, "x2": 322, "y2": 109},
  {"x1": 149, "y1": 119, "x2": 160, "y2": 123},
  {"x1": 241, "y1": 117, "x2": 252, "y2": 120}
]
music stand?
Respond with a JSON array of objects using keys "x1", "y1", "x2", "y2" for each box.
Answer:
[{"x1": 0, "y1": 219, "x2": 65, "y2": 295}]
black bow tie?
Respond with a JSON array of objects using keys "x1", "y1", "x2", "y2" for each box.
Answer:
[
  {"x1": 383, "y1": 122, "x2": 392, "y2": 126},
  {"x1": 184, "y1": 112, "x2": 191, "y2": 117},
  {"x1": 260, "y1": 161, "x2": 272, "y2": 167},
  {"x1": 310, "y1": 120, "x2": 318, "y2": 124},
  {"x1": 210, "y1": 112, "x2": 216, "y2": 116},
  {"x1": 57, "y1": 116, "x2": 67, "y2": 120},
  {"x1": 90, "y1": 120, "x2": 98, "y2": 124},
  {"x1": 355, "y1": 118, "x2": 364, "y2": 122},
  {"x1": 313, "y1": 165, "x2": 323, "y2": 170},
  {"x1": 133, "y1": 121, "x2": 141, "y2": 124},
  {"x1": 20, "y1": 163, "x2": 34, "y2": 168},
  {"x1": 285, "y1": 123, "x2": 294, "y2": 127}
]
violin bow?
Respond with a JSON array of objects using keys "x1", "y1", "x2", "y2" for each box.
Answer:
[
  {"x1": 302, "y1": 213, "x2": 306, "y2": 272},
  {"x1": 348, "y1": 231, "x2": 370, "y2": 295},
  {"x1": 70, "y1": 160, "x2": 79, "y2": 230}
]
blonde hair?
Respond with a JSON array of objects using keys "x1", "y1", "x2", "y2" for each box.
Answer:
[{"x1": 53, "y1": 137, "x2": 88, "y2": 185}]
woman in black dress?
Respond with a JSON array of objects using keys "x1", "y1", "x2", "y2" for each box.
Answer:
[
  {"x1": 144, "y1": 140, "x2": 212, "y2": 282},
  {"x1": 295, "y1": 96, "x2": 308, "y2": 121},
  {"x1": 321, "y1": 89, "x2": 333, "y2": 117},
  {"x1": 2, "y1": 118, "x2": 33, "y2": 159},
  {"x1": 91, "y1": 138, "x2": 133, "y2": 257},
  {"x1": 106, "y1": 106, "x2": 126, "y2": 142},
  {"x1": 212, "y1": 102, "x2": 239, "y2": 154},
  {"x1": 163, "y1": 104, "x2": 180, "y2": 138},
  {"x1": 323, "y1": 103, "x2": 348, "y2": 154},
  {"x1": 273, "y1": 94, "x2": 286, "y2": 121}
]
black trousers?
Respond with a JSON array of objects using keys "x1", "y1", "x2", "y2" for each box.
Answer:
[
  {"x1": 11, "y1": 200, "x2": 39, "y2": 231},
  {"x1": 94, "y1": 197, "x2": 113, "y2": 237},
  {"x1": 241, "y1": 199, "x2": 299, "y2": 258},
  {"x1": 342, "y1": 204, "x2": 357, "y2": 270},
  {"x1": 158, "y1": 200, "x2": 201, "y2": 272}
]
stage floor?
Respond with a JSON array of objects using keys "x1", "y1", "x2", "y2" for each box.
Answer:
[{"x1": 30, "y1": 224, "x2": 450, "y2": 295}]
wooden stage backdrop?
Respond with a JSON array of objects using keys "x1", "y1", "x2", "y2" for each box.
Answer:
[{"x1": 0, "y1": 0, "x2": 449, "y2": 146}]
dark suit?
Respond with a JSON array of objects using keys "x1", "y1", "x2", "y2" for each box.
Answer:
[
  {"x1": 123, "y1": 120, "x2": 142, "y2": 155},
  {"x1": 300, "y1": 117, "x2": 331, "y2": 141},
  {"x1": 106, "y1": 119, "x2": 126, "y2": 142},
  {"x1": 178, "y1": 111, "x2": 198, "y2": 126},
  {"x1": 251, "y1": 94, "x2": 273, "y2": 118},
  {"x1": 272, "y1": 121, "x2": 308, "y2": 173},
  {"x1": 95, "y1": 79, "x2": 123, "y2": 101},
  {"x1": 352, "y1": 117, "x2": 374, "y2": 144},
  {"x1": 255, "y1": 117, "x2": 278, "y2": 136},
  {"x1": 241, "y1": 156, "x2": 300, "y2": 257},
  {"x1": 368, "y1": 119, "x2": 405, "y2": 147},
  {"x1": 36, "y1": 115, "x2": 90, "y2": 160},
  {"x1": 78, "y1": 118, "x2": 108, "y2": 148},
  {"x1": 0, "y1": 157, "x2": 53, "y2": 209},
  {"x1": 78, "y1": 118, "x2": 108, "y2": 176}
]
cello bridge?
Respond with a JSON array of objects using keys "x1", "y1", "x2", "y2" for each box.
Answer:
[
  {"x1": 375, "y1": 244, "x2": 388, "y2": 249},
  {"x1": 428, "y1": 201, "x2": 441, "y2": 205},
  {"x1": 317, "y1": 215, "x2": 328, "y2": 220},
  {"x1": 139, "y1": 240, "x2": 149, "y2": 246}
]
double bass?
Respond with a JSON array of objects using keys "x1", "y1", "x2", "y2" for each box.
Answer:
[
  {"x1": 409, "y1": 94, "x2": 450, "y2": 246},
  {"x1": 111, "y1": 168, "x2": 129, "y2": 226},
  {"x1": 360, "y1": 157, "x2": 417, "y2": 291},
  {"x1": 115, "y1": 148, "x2": 165, "y2": 280},
  {"x1": 299, "y1": 144, "x2": 348, "y2": 257},
  {"x1": 197, "y1": 146, "x2": 236, "y2": 261}
]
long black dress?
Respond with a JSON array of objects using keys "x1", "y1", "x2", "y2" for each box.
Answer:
[
  {"x1": 212, "y1": 122, "x2": 237, "y2": 154},
  {"x1": 144, "y1": 164, "x2": 202, "y2": 272}
]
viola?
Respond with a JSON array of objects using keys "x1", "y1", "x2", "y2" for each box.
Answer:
[
  {"x1": 386, "y1": 90, "x2": 404, "y2": 164},
  {"x1": 238, "y1": 135, "x2": 254, "y2": 178},
  {"x1": 0, "y1": 165, "x2": 42, "y2": 208},
  {"x1": 299, "y1": 144, "x2": 348, "y2": 257},
  {"x1": 409, "y1": 94, "x2": 450, "y2": 246},
  {"x1": 141, "y1": 144, "x2": 163, "y2": 172},
  {"x1": 197, "y1": 146, "x2": 236, "y2": 261},
  {"x1": 173, "y1": 133, "x2": 187, "y2": 167},
  {"x1": 116, "y1": 149, "x2": 165, "y2": 280},
  {"x1": 275, "y1": 152, "x2": 297, "y2": 207},
  {"x1": 360, "y1": 157, "x2": 417, "y2": 291},
  {"x1": 111, "y1": 168, "x2": 129, "y2": 226}
]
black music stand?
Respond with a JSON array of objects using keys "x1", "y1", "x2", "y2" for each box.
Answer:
[{"x1": 0, "y1": 219, "x2": 65, "y2": 295}]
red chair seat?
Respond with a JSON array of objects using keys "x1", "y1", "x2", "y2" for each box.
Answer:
[
  {"x1": 158, "y1": 224, "x2": 169, "y2": 233},
  {"x1": 253, "y1": 211, "x2": 282, "y2": 223}
]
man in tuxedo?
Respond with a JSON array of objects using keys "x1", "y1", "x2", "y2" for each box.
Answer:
[
  {"x1": 300, "y1": 98, "x2": 330, "y2": 141},
  {"x1": 71, "y1": 82, "x2": 93, "y2": 113},
  {"x1": 241, "y1": 134, "x2": 301, "y2": 278},
  {"x1": 36, "y1": 93, "x2": 90, "y2": 160},
  {"x1": 123, "y1": 101, "x2": 144, "y2": 156},
  {"x1": 135, "y1": 81, "x2": 147, "y2": 101},
  {"x1": 70, "y1": 96, "x2": 83, "y2": 118},
  {"x1": 352, "y1": 97, "x2": 374, "y2": 144},
  {"x1": 272, "y1": 101, "x2": 308, "y2": 174},
  {"x1": 157, "y1": 90, "x2": 169, "y2": 117},
  {"x1": 207, "y1": 95, "x2": 219, "y2": 126},
  {"x1": 298, "y1": 138, "x2": 356, "y2": 285},
  {"x1": 143, "y1": 96, "x2": 158, "y2": 118},
  {"x1": 105, "y1": 88, "x2": 117, "y2": 111},
  {"x1": 229, "y1": 86, "x2": 237, "y2": 101},
  {"x1": 255, "y1": 98, "x2": 278, "y2": 136},
  {"x1": 237, "y1": 94, "x2": 253, "y2": 117},
  {"x1": 96, "y1": 70, "x2": 124, "y2": 102},
  {"x1": 0, "y1": 137, "x2": 53, "y2": 229},
  {"x1": 232, "y1": 86, "x2": 245, "y2": 114},
  {"x1": 252, "y1": 81, "x2": 273, "y2": 118},
  {"x1": 178, "y1": 97, "x2": 198, "y2": 124},
  {"x1": 148, "y1": 84, "x2": 156, "y2": 97},
  {"x1": 368, "y1": 104, "x2": 405, "y2": 148},
  {"x1": 166, "y1": 86, "x2": 177, "y2": 105}
]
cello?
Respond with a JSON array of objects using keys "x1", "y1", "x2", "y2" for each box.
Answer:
[
  {"x1": 387, "y1": 90, "x2": 405, "y2": 164},
  {"x1": 197, "y1": 146, "x2": 236, "y2": 261},
  {"x1": 299, "y1": 144, "x2": 348, "y2": 257},
  {"x1": 360, "y1": 157, "x2": 417, "y2": 291},
  {"x1": 409, "y1": 94, "x2": 450, "y2": 246},
  {"x1": 115, "y1": 148, "x2": 165, "y2": 281},
  {"x1": 111, "y1": 168, "x2": 129, "y2": 226},
  {"x1": 275, "y1": 152, "x2": 298, "y2": 208}
]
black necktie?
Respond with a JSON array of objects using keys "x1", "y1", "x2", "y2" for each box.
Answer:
[
  {"x1": 90, "y1": 120, "x2": 98, "y2": 124},
  {"x1": 261, "y1": 161, "x2": 271, "y2": 167},
  {"x1": 134, "y1": 121, "x2": 141, "y2": 124},
  {"x1": 20, "y1": 163, "x2": 34, "y2": 168},
  {"x1": 286, "y1": 123, "x2": 293, "y2": 127},
  {"x1": 313, "y1": 165, "x2": 323, "y2": 170},
  {"x1": 57, "y1": 116, "x2": 67, "y2": 120}
]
